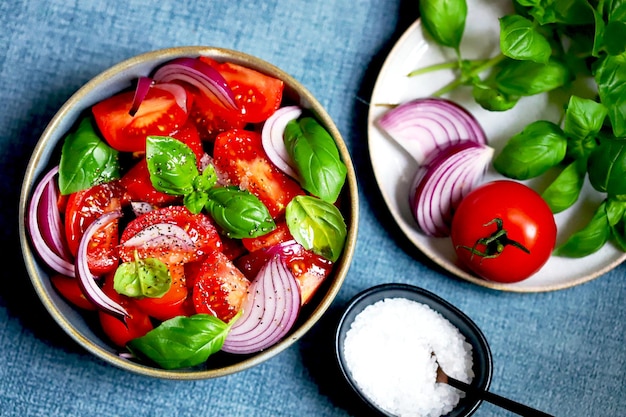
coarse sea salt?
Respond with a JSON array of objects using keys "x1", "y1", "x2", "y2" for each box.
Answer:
[{"x1": 343, "y1": 297, "x2": 475, "y2": 417}]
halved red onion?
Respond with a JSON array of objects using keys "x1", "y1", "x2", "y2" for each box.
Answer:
[
  {"x1": 410, "y1": 142, "x2": 494, "y2": 237},
  {"x1": 261, "y1": 105, "x2": 302, "y2": 179},
  {"x1": 152, "y1": 57, "x2": 237, "y2": 110},
  {"x1": 75, "y1": 210, "x2": 128, "y2": 320},
  {"x1": 129, "y1": 76, "x2": 154, "y2": 116},
  {"x1": 27, "y1": 166, "x2": 75, "y2": 277},
  {"x1": 222, "y1": 255, "x2": 301, "y2": 354},
  {"x1": 377, "y1": 98, "x2": 487, "y2": 164},
  {"x1": 121, "y1": 223, "x2": 195, "y2": 251}
]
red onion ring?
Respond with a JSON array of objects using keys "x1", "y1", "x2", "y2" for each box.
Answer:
[
  {"x1": 153, "y1": 82, "x2": 190, "y2": 114},
  {"x1": 152, "y1": 57, "x2": 237, "y2": 110},
  {"x1": 261, "y1": 105, "x2": 302, "y2": 179},
  {"x1": 222, "y1": 255, "x2": 301, "y2": 354},
  {"x1": 121, "y1": 223, "x2": 195, "y2": 251},
  {"x1": 129, "y1": 76, "x2": 154, "y2": 116},
  {"x1": 75, "y1": 210, "x2": 128, "y2": 320},
  {"x1": 27, "y1": 166, "x2": 75, "y2": 277}
]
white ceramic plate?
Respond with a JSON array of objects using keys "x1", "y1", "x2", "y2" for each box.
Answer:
[{"x1": 367, "y1": 0, "x2": 626, "y2": 292}]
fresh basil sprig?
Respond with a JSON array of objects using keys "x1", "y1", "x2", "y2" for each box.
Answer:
[
  {"x1": 127, "y1": 313, "x2": 236, "y2": 370},
  {"x1": 146, "y1": 136, "x2": 274, "y2": 238},
  {"x1": 284, "y1": 117, "x2": 347, "y2": 203},
  {"x1": 58, "y1": 116, "x2": 120, "y2": 195},
  {"x1": 285, "y1": 195, "x2": 347, "y2": 262},
  {"x1": 113, "y1": 251, "x2": 171, "y2": 298}
]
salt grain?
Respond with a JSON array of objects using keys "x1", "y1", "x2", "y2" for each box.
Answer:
[{"x1": 343, "y1": 298, "x2": 475, "y2": 417}]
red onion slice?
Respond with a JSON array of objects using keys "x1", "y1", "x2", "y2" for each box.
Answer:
[
  {"x1": 75, "y1": 210, "x2": 128, "y2": 320},
  {"x1": 121, "y1": 223, "x2": 195, "y2": 251},
  {"x1": 153, "y1": 82, "x2": 190, "y2": 114},
  {"x1": 152, "y1": 57, "x2": 237, "y2": 110},
  {"x1": 377, "y1": 98, "x2": 487, "y2": 164},
  {"x1": 222, "y1": 255, "x2": 301, "y2": 354},
  {"x1": 129, "y1": 76, "x2": 154, "y2": 116},
  {"x1": 261, "y1": 105, "x2": 302, "y2": 179},
  {"x1": 410, "y1": 142, "x2": 494, "y2": 237},
  {"x1": 27, "y1": 166, "x2": 75, "y2": 277}
]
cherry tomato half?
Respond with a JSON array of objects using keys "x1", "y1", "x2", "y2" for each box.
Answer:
[{"x1": 450, "y1": 180, "x2": 557, "y2": 283}]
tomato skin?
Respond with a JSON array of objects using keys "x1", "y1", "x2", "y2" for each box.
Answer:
[
  {"x1": 213, "y1": 129, "x2": 304, "y2": 218},
  {"x1": 92, "y1": 86, "x2": 188, "y2": 152},
  {"x1": 50, "y1": 274, "x2": 96, "y2": 311},
  {"x1": 199, "y1": 57, "x2": 284, "y2": 124},
  {"x1": 242, "y1": 220, "x2": 292, "y2": 252},
  {"x1": 64, "y1": 182, "x2": 123, "y2": 275},
  {"x1": 450, "y1": 180, "x2": 557, "y2": 283},
  {"x1": 99, "y1": 274, "x2": 153, "y2": 347}
]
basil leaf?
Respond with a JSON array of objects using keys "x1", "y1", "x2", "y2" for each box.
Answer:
[
  {"x1": 205, "y1": 186, "x2": 275, "y2": 239},
  {"x1": 113, "y1": 253, "x2": 171, "y2": 298},
  {"x1": 588, "y1": 136, "x2": 626, "y2": 195},
  {"x1": 146, "y1": 135, "x2": 199, "y2": 195},
  {"x1": 554, "y1": 201, "x2": 611, "y2": 257},
  {"x1": 607, "y1": 197, "x2": 626, "y2": 251},
  {"x1": 541, "y1": 159, "x2": 586, "y2": 213},
  {"x1": 499, "y1": 14, "x2": 551, "y2": 63},
  {"x1": 605, "y1": 21, "x2": 626, "y2": 56},
  {"x1": 284, "y1": 117, "x2": 347, "y2": 203},
  {"x1": 494, "y1": 120, "x2": 567, "y2": 179},
  {"x1": 58, "y1": 116, "x2": 120, "y2": 195},
  {"x1": 127, "y1": 314, "x2": 232, "y2": 370},
  {"x1": 285, "y1": 195, "x2": 346, "y2": 262},
  {"x1": 595, "y1": 54, "x2": 626, "y2": 137},
  {"x1": 563, "y1": 96, "x2": 608, "y2": 141},
  {"x1": 419, "y1": 0, "x2": 467, "y2": 51},
  {"x1": 495, "y1": 58, "x2": 571, "y2": 97}
]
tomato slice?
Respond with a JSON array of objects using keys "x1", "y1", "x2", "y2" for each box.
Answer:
[
  {"x1": 190, "y1": 250, "x2": 250, "y2": 322},
  {"x1": 99, "y1": 273, "x2": 153, "y2": 347},
  {"x1": 64, "y1": 182, "x2": 123, "y2": 275},
  {"x1": 92, "y1": 85, "x2": 189, "y2": 152},
  {"x1": 199, "y1": 57, "x2": 284, "y2": 124},
  {"x1": 213, "y1": 129, "x2": 304, "y2": 218},
  {"x1": 119, "y1": 206, "x2": 222, "y2": 264},
  {"x1": 50, "y1": 274, "x2": 96, "y2": 311}
]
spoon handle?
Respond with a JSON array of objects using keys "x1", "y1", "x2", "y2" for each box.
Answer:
[{"x1": 446, "y1": 376, "x2": 555, "y2": 417}]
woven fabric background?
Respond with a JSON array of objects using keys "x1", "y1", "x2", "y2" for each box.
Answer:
[{"x1": 1, "y1": 0, "x2": 625, "y2": 416}]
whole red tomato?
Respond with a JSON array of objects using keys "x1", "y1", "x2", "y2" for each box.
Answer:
[{"x1": 450, "y1": 180, "x2": 556, "y2": 283}]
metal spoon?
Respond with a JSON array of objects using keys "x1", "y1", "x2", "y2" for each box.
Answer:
[{"x1": 433, "y1": 354, "x2": 555, "y2": 417}]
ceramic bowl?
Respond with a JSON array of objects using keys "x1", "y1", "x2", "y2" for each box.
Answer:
[
  {"x1": 335, "y1": 283, "x2": 493, "y2": 417},
  {"x1": 18, "y1": 46, "x2": 358, "y2": 379}
]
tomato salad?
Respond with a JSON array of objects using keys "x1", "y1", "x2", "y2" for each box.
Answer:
[{"x1": 27, "y1": 56, "x2": 348, "y2": 370}]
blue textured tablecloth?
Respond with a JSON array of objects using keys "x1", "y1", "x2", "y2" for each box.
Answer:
[{"x1": 2, "y1": 1, "x2": 625, "y2": 416}]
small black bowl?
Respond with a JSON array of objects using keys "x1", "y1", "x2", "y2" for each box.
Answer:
[{"x1": 335, "y1": 283, "x2": 493, "y2": 417}]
